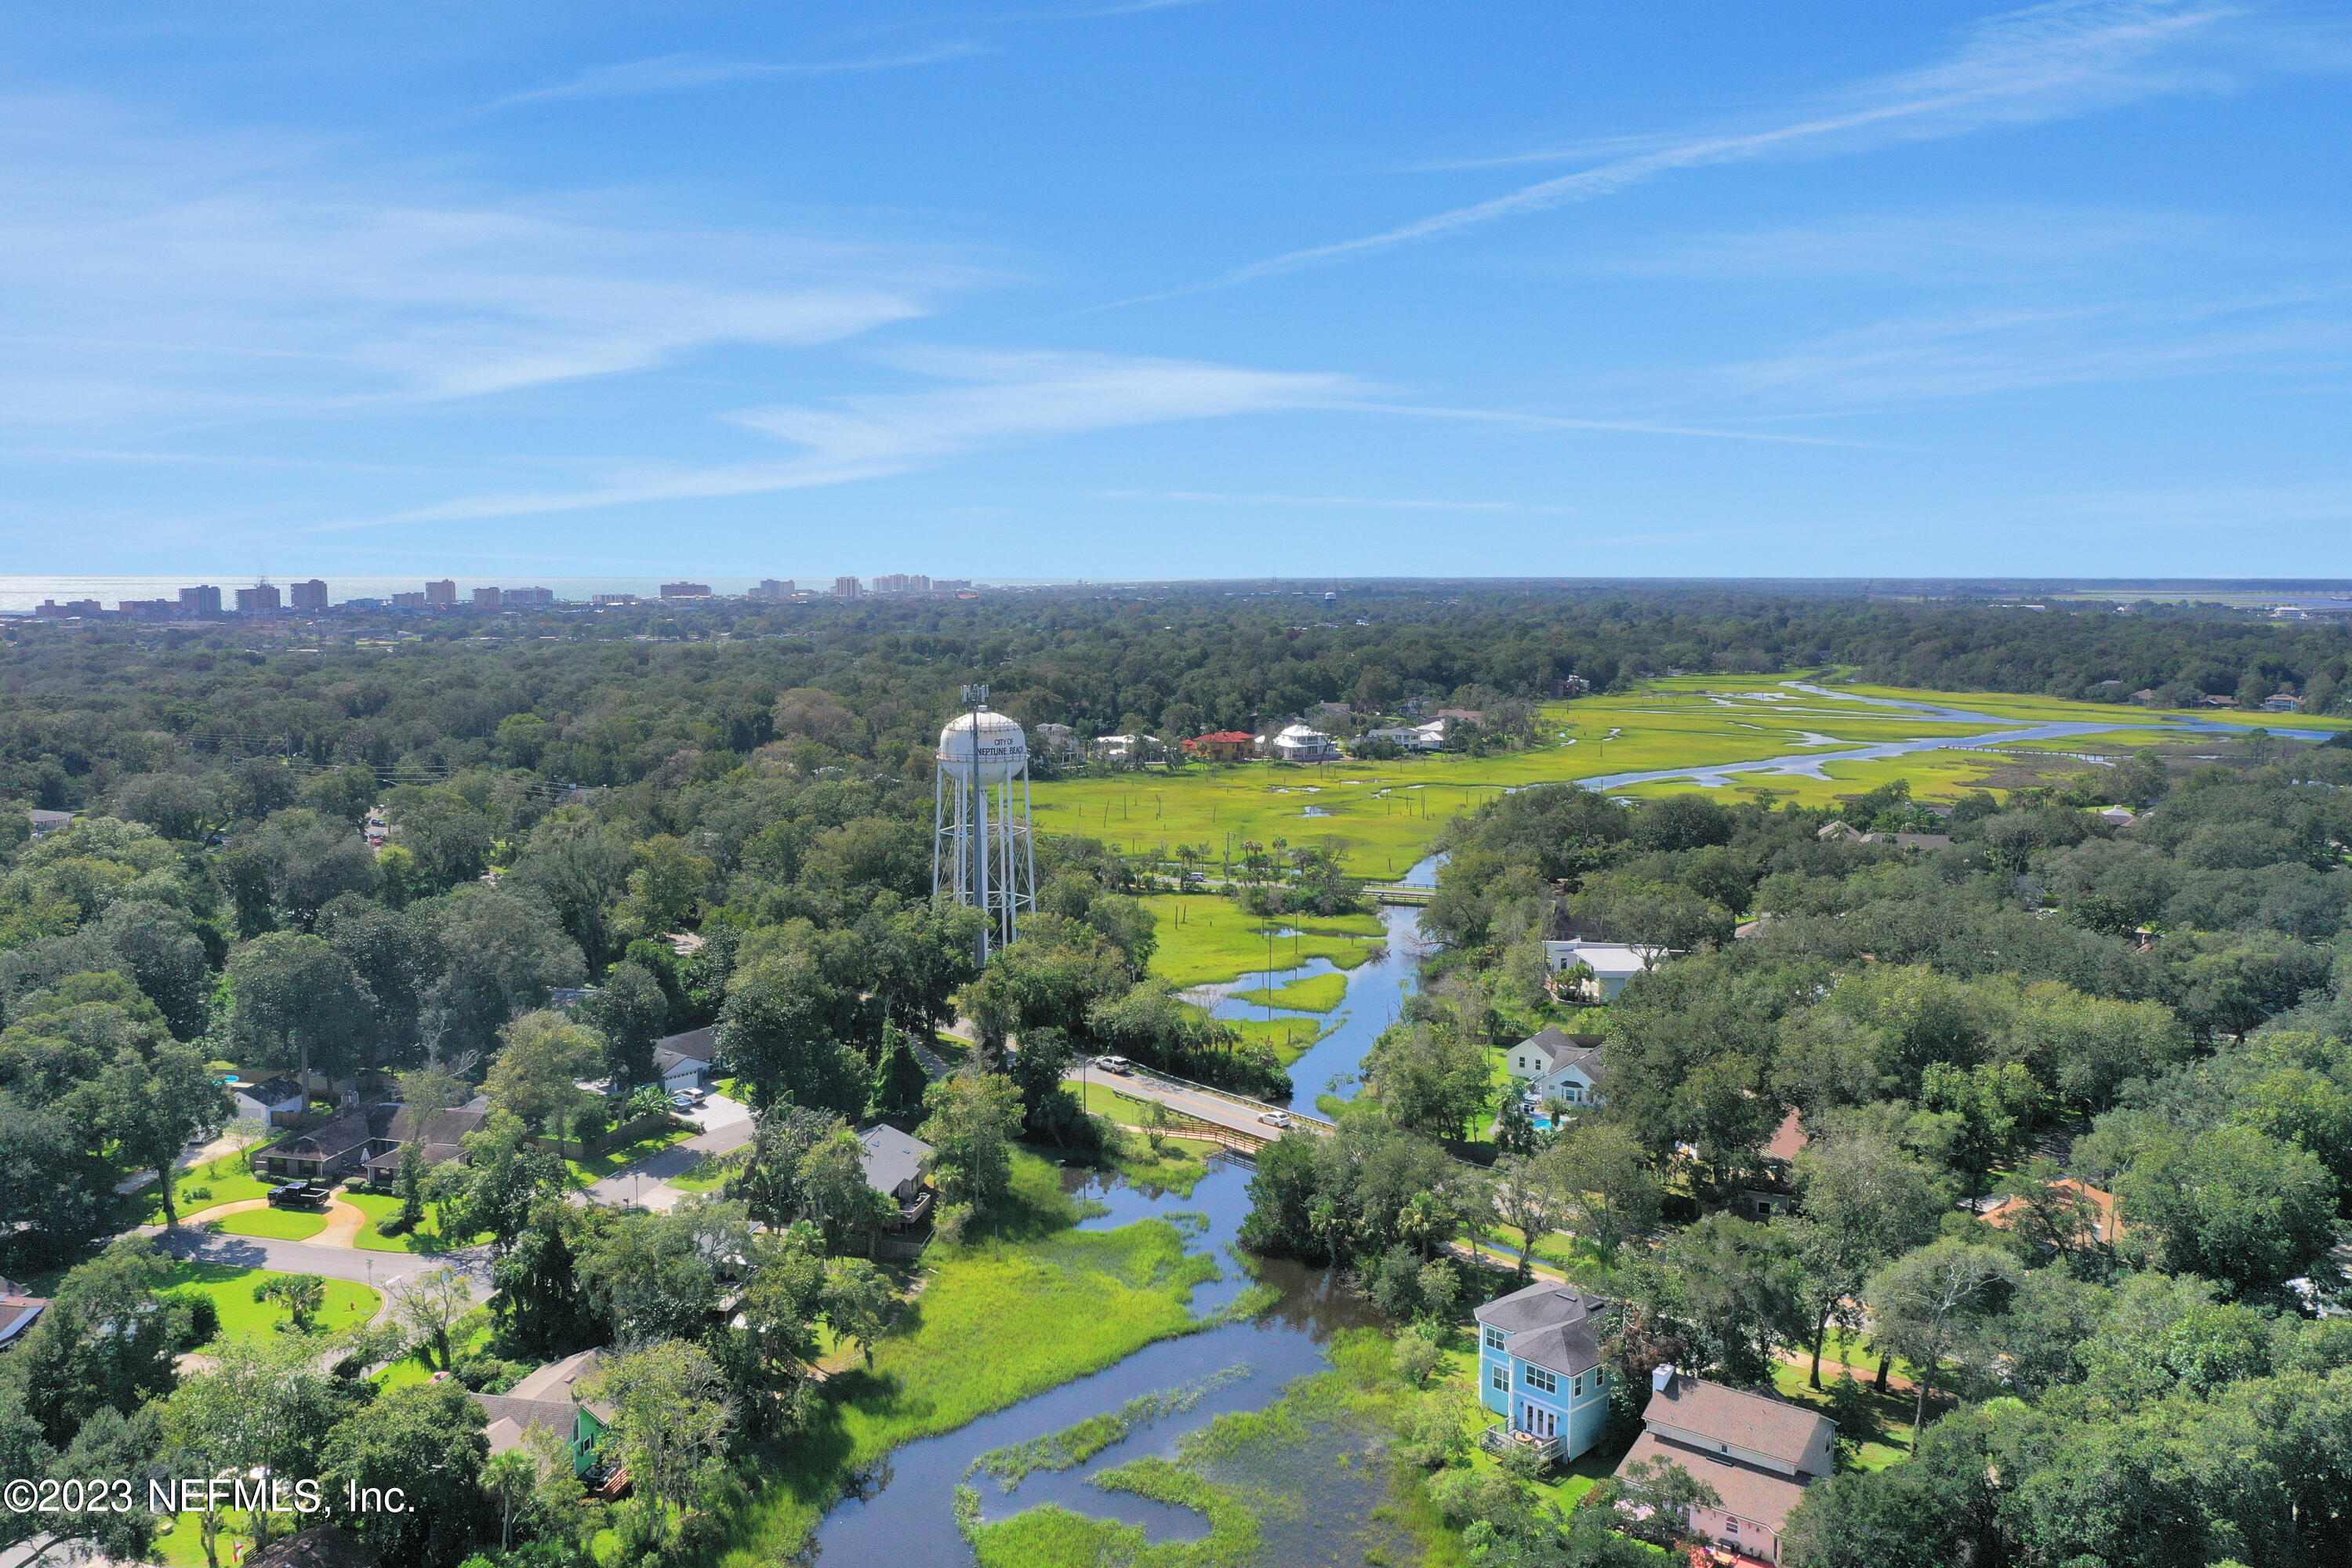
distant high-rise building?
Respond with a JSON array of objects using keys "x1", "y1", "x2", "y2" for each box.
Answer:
[
  {"x1": 590, "y1": 593, "x2": 638, "y2": 606},
  {"x1": 391, "y1": 592, "x2": 426, "y2": 609},
  {"x1": 506, "y1": 586, "x2": 555, "y2": 605},
  {"x1": 236, "y1": 584, "x2": 281, "y2": 613},
  {"x1": 659, "y1": 582, "x2": 712, "y2": 600},
  {"x1": 833, "y1": 576, "x2": 862, "y2": 598},
  {"x1": 473, "y1": 586, "x2": 502, "y2": 608},
  {"x1": 425, "y1": 579, "x2": 457, "y2": 605},
  {"x1": 179, "y1": 585, "x2": 223, "y2": 616},
  {"x1": 37, "y1": 599, "x2": 103, "y2": 617},
  {"x1": 118, "y1": 600, "x2": 172, "y2": 616},
  {"x1": 750, "y1": 579, "x2": 793, "y2": 599},
  {"x1": 289, "y1": 579, "x2": 328, "y2": 611}
]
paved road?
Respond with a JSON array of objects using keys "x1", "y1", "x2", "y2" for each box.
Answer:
[
  {"x1": 584, "y1": 1094, "x2": 753, "y2": 1209},
  {"x1": 150, "y1": 1225, "x2": 485, "y2": 1290},
  {"x1": 1072, "y1": 1065, "x2": 1320, "y2": 1142}
]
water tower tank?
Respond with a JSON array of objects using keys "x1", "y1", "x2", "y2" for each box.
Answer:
[{"x1": 938, "y1": 710, "x2": 1028, "y2": 784}]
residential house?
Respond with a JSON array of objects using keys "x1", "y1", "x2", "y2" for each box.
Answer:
[
  {"x1": 1473, "y1": 1281, "x2": 1617, "y2": 1465},
  {"x1": 230, "y1": 1074, "x2": 307, "y2": 1127},
  {"x1": 26, "y1": 809, "x2": 74, "y2": 838},
  {"x1": 655, "y1": 1026, "x2": 717, "y2": 1094},
  {"x1": 1504, "y1": 1028, "x2": 1606, "y2": 1106},
  {"x1": 1356, "y1": 721, "x2": 1446, "y2": 753},
  {"x1": 1981, "y1": 1177, "x2": 2123, "y2": 1247},
  {"x1": 2262, "y1": 692, "x2": 2301, "y2": 713},
  {"x1": 1268, "y1": 724, "x2": 1339, "y2": 763},
  {"x1": 1092, "y1": 733, "x2": 1156, "y2": 763},
  {"x1": 1815, "y1": 820, "x2": 1870, "y2": 844},
  {"x1": 1613, "y1": 1369, "x2": 1836, "y2": 1566},
  {"x1": 1740, "y1": 1111, "x2": 1809, "y2": 1219},
  {"x1": 359, "y1": 1097, "x2": 492, "y2": 1186},
  {"x1": 1543, "y1": 938, "x2": 1670, "y2": 1001},
  {"x1": 257, "y1": 1106, "x2": 378, "y2": 1181},
  {"x1": 473, "y1": 1347, "x2": 612, "y2": 1474},
  {"x1": 857, "y1": 1123, "x2": 937, "y2": 1229},
  {"x1": 0, "y1": 1278, "x2": 49, "y2": 1353},
  {"x1": 2099, "y1": 806, "x2": 2140, "y2": 829},
  {"x1": 1188, "y1": 730, "x2": 1257, "y2": 762}
]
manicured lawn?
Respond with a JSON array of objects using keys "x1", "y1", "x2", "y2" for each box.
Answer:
[
  {"x1": 666, "y1": 1153, "x2": 738, "y2": 1192},
  {"x1": 343, "y1": 1192, "x2": 488, "y2": 1254},
  {"x1": 376, "y1": 1309, "x2": 494, "y2": 1391},
  {"x1": 1142, "y1": 895, "x2": 1385, "y2": 989},
  {"x1": 211, "y1": 1206, "x2": 328, "y2": 1241},
  {"x1": 1229, "y1": 971, "x2": 1348, "y2": 1014},
  {"x1": 718, "y1": 1151, "x2": 1221, "y2": 1568},
  {"x1": 143, "y1": 1155, "x2": 276, "y2": 1224},
  {"x1": 1769, "y1": 1357, "x2": 1918, "y2": 1469},
  {"x1": 163, "y1": 1261, "x2": 382, "y2": 1345},
  {"x1": 564, "y1": 1121, "x2": 695, "y2": 1183}
]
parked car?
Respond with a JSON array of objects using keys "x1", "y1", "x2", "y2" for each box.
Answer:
[
  {"x1": 269, "y1": 1180, "x2": 329, "y2": 1207},
  {"x1": 1096, "y1": 1055, "x2": 1133, "y2": 1074},
  {"x1": 669, "y1": 1091, "x2": 697, "y2": 1111},
  {"x1": 1258, "y1": 1110, "x2": 1293, "y2": 1128}
]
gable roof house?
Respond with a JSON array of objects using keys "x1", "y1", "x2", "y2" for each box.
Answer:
[
  {"x1": 1613, "y1": 1369, "x2": 1836, "y2": 1566},
  {"x1": 1268, "y1": 724, "x2": 1339, "y2": 763},
  {"x1": 359, "y1": 1098, "x2": 492, "y2": 1186},
  {"x1": 0, "y1": 1278, "x2": 50, "y2": 1352},
  {"x1": 654, "y1": 1026, "x2": 717, "y2": 1093},
  {"x1": 472, "y1": 1347, "x2": 612, "y2": 1475},
  {"x1": 256, "y1": 1106, "x2": 379, "y2": 1181},
  {"x1": 1543, "y1": 939, "x2": 1671, "y2": 1002},
  {"x1": 858, "y1": 1123, "x2": 936, "y2": 1230},
  {"x1": 1474, "y1": 1281, "x2": 1617, "y2": 1466},
  {"x1": 230, "y1": 1074, "x2": 307, "y2": 1126},
  {"x1": 1504, "y1": 1028, "x2": 1606, "y2": 1106}
]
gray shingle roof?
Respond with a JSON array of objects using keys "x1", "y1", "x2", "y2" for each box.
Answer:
[
  {"x1": 1516, "y1": 1027, "x2": 1605, "y2": 1083},
  {"x1": 1472, "y1": 1280, "x2": 1612, "y2": 1377},
  {"x1": 858, "y1": 1123, "x2": 933, "y2": 1202}
]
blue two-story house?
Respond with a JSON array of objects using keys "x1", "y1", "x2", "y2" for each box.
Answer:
[{"x1": 1473, "y1": 1280, "x2": 1615, "y2": 1466}]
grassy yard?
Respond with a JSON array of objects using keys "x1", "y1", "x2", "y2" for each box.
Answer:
[
  {"x1": 1769, "y1": 1358, "x2": 1919, "y2": 1470},
  {"x1": 210, "y1": 1206, "x2": 328, "y2": 1241},
  {"x1": 1229, "y1": 971, "x2": 1348, "y2": 1013},
  {"x1": 343, "y1": 1192, "x2": 488, "y2": 1254},
  {"x1": 1143, "y1": 894, "x2": 1385, "y2": 989},
  {"x1": 666, "y1": 1152, "x2": 739, "y2": 1192},
  {"x1": 718, "y1": 1151, "x2": 1223, "y2": 1567},
  {"x1": 163, "y1": 1261, "x2": 382, "y2": 1345},
  {"x1": 141, "y1": 1154, "x2": 276, "y2": 1224},
  {"x1": 376, "y1": 1308, "x2": 495, "y2": 1391},
  {"x1": 563, "y1": 1120, "x2": 695, "y2": 1184},
  {"x1": 154, "y1": 1515, "x2": 252, "y2": 1568}
]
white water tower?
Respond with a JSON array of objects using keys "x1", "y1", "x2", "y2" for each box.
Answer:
[{"x1": 934, "y1": 684, "x2": 1036, "y2": 961}]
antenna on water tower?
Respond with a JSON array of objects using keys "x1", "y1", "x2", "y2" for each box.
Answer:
[{"x1": 934, "y1": 684, "x2": 1036, "y2": 963}]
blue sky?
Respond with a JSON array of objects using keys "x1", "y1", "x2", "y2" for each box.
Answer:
[{"x1": 2, "y1": 1, "x2": 2347, "y2": 583}]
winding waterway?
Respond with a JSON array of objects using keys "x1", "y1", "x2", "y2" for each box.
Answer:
[{"x1": 808, "y1": 689, "x2": 2322, "y2": 1562}]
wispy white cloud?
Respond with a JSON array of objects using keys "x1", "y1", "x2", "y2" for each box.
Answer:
[
  {"x1": 1087, "y1": 488, "x2": 1577, "y2": 512},
  {"x1": 315, "y1": 349, "x2": 1365, "y2": 527},
  {"x1": 0, "y1": 95, "x2": 988, "y2": 428},
  {"x1": 480, "y1": 45, "x2": 982, "y2": 111},
  {"x1": 1708, "y1": 288, "x2": 2352, "y2": 404},
  {"x1": 1200, "y1": 1, "x2": 2248, "y2": 289}
]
